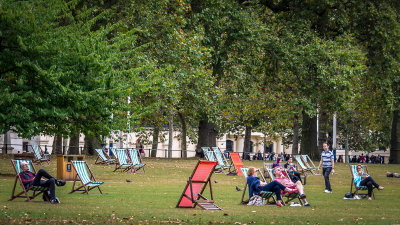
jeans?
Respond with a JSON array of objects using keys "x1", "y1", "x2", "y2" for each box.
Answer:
[
  {"x1": 30, "y1": 169, "x2": 56, "y2": 200},
  {"x1": 359, "y1": 176, "x2": 379, "y2": 197},
  {"x1": 260, "y1": 180, "x2": 286, "y2": 201},
  {"x1": 323, "y1": 167, "x2": 332, "y2": 191}
]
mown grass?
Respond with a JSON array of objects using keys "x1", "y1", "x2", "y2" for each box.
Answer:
[{"x1": 0, "y1": 154, "x2": 399, "y2": 224}]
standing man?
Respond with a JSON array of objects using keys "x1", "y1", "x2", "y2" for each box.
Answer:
[{"x1": 318, "y1": 142, "x2": 335, "y2": 193}]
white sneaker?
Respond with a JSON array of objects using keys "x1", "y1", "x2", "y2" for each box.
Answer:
[
  {"x1": 354, "y1": 195, "x2": 360, "y2": 200},
  {"x1": 324, "y1": 190, "x2": 332, "y2": 193}
]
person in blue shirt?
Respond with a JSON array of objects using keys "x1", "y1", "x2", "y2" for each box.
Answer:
[
  {"x1": 354, "y1": 164, "x2": 384, "y2": 200},
  {"x1": 246, "y1": 167, "x2": 295, "y2": 207},
  {"x1": 318, "y1": 142, "x2": 335, "y2": 193}
]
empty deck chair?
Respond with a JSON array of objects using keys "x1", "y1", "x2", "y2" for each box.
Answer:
[
  {"x1": 201, "y1": 147, "x2": 223, "y2": 173},
  {"x1": 266, "y1": 168, "x2": 303, "y2": 205},
  {"x1": 70, "y1": 161, "x2": 103, "y2": 194},
  {"x1": 32, "y1": 145, "x2": 50, "y2": 165},
  {"x1": 240, "y1": 167, "x2": 276, "y2": 205},
  {"x1": 95, "y1": 149, "x2": 116, "y2": 165},
  {"x1": 176, "y1": 160, "x2": 221, "y2": 210},
  {"x1": 9, "y1": 160, "x2": 49, "y2": 202},
  {"x1": 211, "y1": 147, "x2": 231, "y2": 173},
  {"x1": 294, "y1": 155, "x2": 311, "y2": 177},
  {"x1": 229, "y1": 152, "x2": 244, "y2": 176},
  {"x1": 350, "y1": 165, "x2": 375, "y2": 199},
  {"x1": 301, "y1": 155, "x2": 319, "y2": 175},
  {"x1": 127, "y1": 149, "x2": 146, "y2": 173},
  {"x1": 113, "y1": 149, "x2": 134, "y2": 172}
]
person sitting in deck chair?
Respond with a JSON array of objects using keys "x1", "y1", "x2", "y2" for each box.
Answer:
[
  {"x1": 273, "y1": 167, "x2": 311, "y2": 206},
  {"x1": 247, "y1": 167, "x2": 295, "y2": 207},
  {"x1": 354, "y1": 164, "x2": 384, "y2": 200},
  {"x1": 19, "y1": 161, "x2": 66, "y2": 204},
  {"x1": 284, "y1": 157, "x2": 302, "y2": 184}
]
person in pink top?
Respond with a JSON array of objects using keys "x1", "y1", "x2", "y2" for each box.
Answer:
[{"x1": 272, "y1": 167, "x2": 311, "y2": 206}]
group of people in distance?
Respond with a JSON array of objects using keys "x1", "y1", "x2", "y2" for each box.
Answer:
[{"x1": 246, "y1": 142, "x2": 385, "y2": 207}]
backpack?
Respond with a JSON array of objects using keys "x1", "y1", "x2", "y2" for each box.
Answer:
[{"x1": 344, "y1": 192, "x2": 354, "y2": 199}]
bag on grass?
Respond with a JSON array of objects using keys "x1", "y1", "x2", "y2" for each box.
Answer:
[
  {"x1": 344, "y1": 192, "x2": 354, "y2": 199},
  {"x1": 247, "y1": 195, "x2": 264, "y2": 206}
]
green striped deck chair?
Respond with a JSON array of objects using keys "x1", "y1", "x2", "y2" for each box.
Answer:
[
  {"x1": 294, "y1": 155, "x2": 311, "y2": 176},
  {"x1": 10, "y1": 160, "x2": 49, "y2": 202},
  {"x1": 113, "y1": 149, "x2": 134, "y2": 172},
  {"x1": 201, "y1": 147, "x2": 223, "y2": 173},
  {"x1": 267, "y1": 168, "x2": 303, "y2": 205},
  {"x1": 32, "y1": 145, "x2": 50, "y2": 165},
  {"x1": 211, "y1": 147, "x2": 232, "y2": 173},
  {"x1": 128, "y1": 149, "x2": 146, "y2": 173},
  {"x1": 301, "y1": 155, "x2": 319, "y2": 175},
  {"x1": 70, "y1": 161, "x2": 103, "y2": 194},
  {"x1": 95, "y1": 149, "x2": 115, "y2": 165},
  {"x1": 350, "y1": 165, "x2": 375, "y2": 199},
  {"x1": 240, "y1": 167, "x2": 276, "y2": 205}
]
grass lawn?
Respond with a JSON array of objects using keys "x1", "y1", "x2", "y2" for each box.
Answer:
[{"x1": 0, "y1": 154, "x2": 399, "y2": 224}]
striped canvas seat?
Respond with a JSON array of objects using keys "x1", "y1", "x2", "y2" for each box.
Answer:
[
  {"x1": 95, "y1": 149, "x2": 115, "y2": 165},
  {"x1": 128, "y1": 149, "x2": 146, "y2": 173},
  {"x1": 113, "y1": 149, "x2": 134, "y2": 172},
  {"x1": 240, "y1": 167, "x2": 276, "y2": 205},
  {"x1": 212, "y1": 147, "x2": 232, "y2": 170},
  {"x1": 32, "y1": 145, "x2": 50, "y2": 165},
  {"x1": 301, "y1": 155, "x2": 319, "y2": 175},
  {"x1": 10, "y1": 160, "x2": 49, "y2": 202},
  {"x1": 202, "y1": 147, "x2": 225, "y2": 172},
  {"x1": 70, "y1": 161, "x2": 103, "y2": 194}
]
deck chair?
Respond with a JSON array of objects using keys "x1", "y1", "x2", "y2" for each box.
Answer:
[
  {"x1": 266, "y1": 168, "x2": 303, "y2": 205},
  {"x1": 31, "y1": 145, "x2": 50, "y2": 165},
  {"x1": 95, "y1": 149, "x2": 116, "y2": 165},
  {"x1": 113, "y1": 149, "x2": 134, "y2": 172},
  {"x1": 240, "y1": 167, "x2": 276, "y2": 205},
  {"x1": 70, "y1": 161, "x2": 103, "y2": 194},
  {"x1": 294, "y1": 155, "x2": 311, "y2": 177},
  {"x1": 127, "y1": 149, "x2": 146, "y2": 173},
  {"x1": 301, "y1": 155, "x2": 319, "y2": 175},
  {"x1": 350, "y1": 165, "x2": 375, "y2": 199},
  {"x1": 211, "y1": 147, "x2": 232, "y2": 174},
  {"x1": 176, "y1": 160, "x2": 221, "y2": 210},
  {"x1": 229, "y1": 152, "x2": 244, "y2": 176},
  {"x1": 9, "y1": 160, "x2": 49, "y2": 202},
  {"x1": 201, "y1": 147, "x2": 223, "y2": 173},
  {"x1": 262, "y1": 162, "x2": 274, "y2": 179}
]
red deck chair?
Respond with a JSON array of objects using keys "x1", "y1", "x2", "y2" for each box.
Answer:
[
  {"x1": 229, "y1": 152, "x2": 244, "y2": 176},
  {"x1": 176, "y1": 160, "x2": 221, "y2": 210}
]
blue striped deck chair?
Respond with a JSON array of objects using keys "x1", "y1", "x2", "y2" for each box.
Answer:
[
  {"x1": 267, "y1": 168, "x2": 303, "y2": 205},
  {"x1": 128, "y1": 149, "x2": 146, "y2": 173},
  {"x1": 212, "y1": 147, "x2": 232, "y2": 174},
  {"x1": 350, "y1": 165, "x2": 375, "y2": 199},
  {"x1": 240, "y1": 167, "x2": 276, "y2": 205},
  {"x1": 70, "y1": 161, "x2": 103, "y2": 194},
  {"x1": 95, "y1": 149, "x2": 115, "y2": 165},
  {"x1": 32, "y1": 145, "x2": 50, "y2": 165},
  {"x1": 301, "y1": 155, "x2": 319, "y2": 175},
  {"x1": 10, "y1": 160, "x2": 49, "y2": 202},
  {"x1": 294, "y1": 155, "x2": 311, "y2": 177},
  {"x1": 113, "y1": 149, "x2": 134, "y2": 172}
]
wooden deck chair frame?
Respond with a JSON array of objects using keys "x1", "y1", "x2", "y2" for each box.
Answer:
[
  {"x1": 211, "y1": 147, "x2": 231, "y2": 174},
  {"x1": 113, "y1": 149, "x2": 134, "y2": 172},
  {"x1": 228, "y1": 152, "x2": 244, "y2": 176},
  {"x1": 240, "y1": 167, "x2": 276, "y2": 205},
  {"x1": 95, "y1": 148, "x2": 116, "y2": 165},
  {"x1": 31, "y1": 145, "x2": 50, "y2": 165},
  {"x1": 300, "y1": 155, "x2": 319, "y2": 175},
  {"x1": 201, "y1": 147, "x2": 223, "y2": 173},
  {"x1": 127, "y1": 149, "x2": 146, "y2": 173},
  {"x1": 176, "y1": 160, "x2": 221, "y2": 210},
  {"x1": 350, "y1": 165, "x2": 375, "y2": 199},
  {"x1": 266, "y1": 167, "x2": 303, "y2": 205},
  {"x1": 9, "y1": 160, "x2": 49, "y2": 202},
  {"x1": 70, "y1": 161, "x2": 103, "y2": 194},
  {"x1": 293, "y1": 155, "x2": 311, "y2": 177}
]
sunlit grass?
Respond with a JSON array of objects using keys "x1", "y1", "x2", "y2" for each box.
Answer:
[{"x1": 0, "y1": 154, "x2": 399, "y2": 224}]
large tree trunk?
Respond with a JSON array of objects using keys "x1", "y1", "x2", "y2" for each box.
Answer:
[
  {"x1": 84, "y1": 135, "x2": 100, "y2": 156},
  {"x1": 390, "y1": 110, "x2": 400, "y2": 164},
  {"x1": 178, "y1": 112, "x2": 187, "y2": 158},
  {"x1": 292, "y1": 115, "x2": 299, "y2": 155},
  {"x1": 151, "y1": 126, "x2": 159, "y2": 157},
  {"x1": 52, "y1": 135, "x2": 63, "y2": 155},
  {"x1": 68, "y1": 134, "x2": 80, "y2": 155},
  {"x1": 168, "y1": 111, "x2": 173, "y2": 158},
  {"x1": 318, "y1": 111, "x2": 330, "y2": 151},
  {"x1": 196, "y1": 119, "x2": 218, "y2": 157},
  {"x1": 300, "y1": 111, "x2": 319, "y2": 160},
  {"x1": 243, "y1": 126, "x2": 252, "y2": 156}
]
